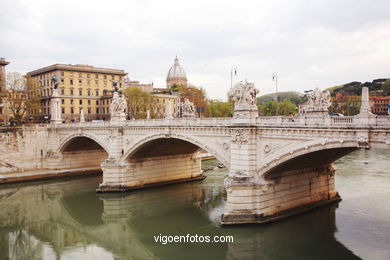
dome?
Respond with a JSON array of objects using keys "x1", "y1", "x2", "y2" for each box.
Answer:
[{"x1": 167, "y1": 56, "x2": 187, "y2": 80}]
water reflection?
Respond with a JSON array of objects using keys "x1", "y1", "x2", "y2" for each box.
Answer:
[{"x1": 0, "y1": 150, "x2": 389, "y2": 259}]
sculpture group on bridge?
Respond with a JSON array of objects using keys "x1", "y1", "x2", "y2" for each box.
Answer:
[
  {"x1": 301, "y1": 87, "x2": 331, "y2": 114},
  {"x1": 228, "y1": 80, "x2": 259, "y2": 109},
  {"x1": 176, "y1": 98, "x2": 195, "y2": 118}
]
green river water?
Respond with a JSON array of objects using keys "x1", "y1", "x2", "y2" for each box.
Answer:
[{"x1": 0, "y1": 149, "x2": 389, "y2": 260}]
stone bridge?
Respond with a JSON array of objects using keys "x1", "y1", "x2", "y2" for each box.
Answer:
[{"x1": 1, "y1": 83, "x2": 390, "y2": 225}]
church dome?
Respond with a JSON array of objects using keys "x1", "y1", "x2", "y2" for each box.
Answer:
[{"x1": 167, "y1": 56, "x2": 187, "y2": 80}]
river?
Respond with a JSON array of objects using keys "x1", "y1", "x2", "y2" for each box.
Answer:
[{"x1": 0, "y1": 149, "x2": 389, "y2": 260}]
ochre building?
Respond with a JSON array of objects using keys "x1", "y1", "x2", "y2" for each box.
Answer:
[{"x1": 26, "y1": 64, "x2": 127, "y2": 122}]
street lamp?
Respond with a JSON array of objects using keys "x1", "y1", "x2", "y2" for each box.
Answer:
[
  {"x1": 272, "y1": 73, "x2": 278, "y2": 115},
  {"x1": 230, "y1": 65, "x2": 237, "y2": 89}
]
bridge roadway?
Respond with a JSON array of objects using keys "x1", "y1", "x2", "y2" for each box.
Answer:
[{"x1": 1, "y1": 86, "x2": 390, "y2": 224}]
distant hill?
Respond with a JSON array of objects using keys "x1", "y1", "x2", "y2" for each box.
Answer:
[
  {"x1": 327, "y1": 78, "x2": 388, "y2": 97},
  {"x1": 257, "y1": 91, "x2": 304, "y2": 106}
]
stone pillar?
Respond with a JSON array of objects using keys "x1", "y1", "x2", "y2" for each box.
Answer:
[
  {"x1": 222, "y1": 127, "x2": 259, "y2": 224},
  {"x1": 222, "y1": 80, "x2": 260, "y2": 223},
  {"x1": 45, "y1": 127, "x2": 63, "y2": 169},
  {"x1": 165, "y1": 99, "x2": 173, "y2": 119},
  {"x1": 50, "y1": 89, "x2": 62, "y2": 124},
  {"x1": 146, "y1": 109, "x2": 151, "y2": 119},
  {"x1": 80, "y1": 109, "x2": 85, "y2": 123},
  {"x1": 355, "y1": 86, "x2": 376, "y2": 126},
  {"x1": 359, "y1": 87, "x2": 372, "y2": 115}
]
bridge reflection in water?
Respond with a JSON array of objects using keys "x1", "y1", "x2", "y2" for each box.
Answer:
[{"x1": 0, "y1": 166, "x2": 364, "y2": 260}]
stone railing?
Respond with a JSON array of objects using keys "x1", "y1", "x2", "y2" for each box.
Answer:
[
  {"x1": 330, "y1": 116, "x2": 354, "y2": 125},
  {"x1": 49, "y1": 117, "x2": 233, "y2": 128},
  {"x1": 48, "y1": 114, "x2": 390, "y2": 129},
  {"x1": 257, "y1": 115, "x2": 390, "y2": 128}
]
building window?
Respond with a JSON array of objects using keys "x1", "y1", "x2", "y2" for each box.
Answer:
[
  {"x1": 79, "y1": 89, "x2": 82, "y2": 95},
  {"x1": 87, "y1": 80, "x2": 90, "y2": 86},
  {"x1": 111, "y1": 75, "x2": 115, "y2": 80},
  {"x1": 104, "y1": 75, "x2": 107, "y2": 79},
  {"x1": 79, "y1": 100, "x2": 82, "y2": 105},
  {"x1": 78, "y1": 73, "x2": 82, "y2": 78},
  {"x1": 88, "y1": 107, "x2": 91, "y2": 114},
  {"x1": 87, "y1": 90, "x2": 91, "y2": 96},
  {"x1": 95, "y1": 74, "x2": 98, "y2": 79},
  {"x1": 61, "y1": 99, "x2": 64, "y2": 105},
  {"x1": 88, "y1": 100, "x2": 91, "y2": 105},
  {"x1": 96, "y1": 100, "x2": 99, "y2": 105},
  {"x1": 78, "y1": 80, "x2": 82, "y2": 85},
  {"x1": 61, "y1": 89, "x2": 65, "y2": 95},
  {"x1": 71, "y1": 108, "x2": 74, "y2": 114},
  {"x1": 70, "y1": 79, "x2": 73, "y2": 85},
  {"x1": 61, "y1": 108, "x2": 65, "y2": 113},
  {"x1": 95, "y1": 90, "x2": 99, "y2": 96},
  {"x1": 60, "y1": 71, "x2": 64, "y2": 76},
  {"x1": 70, "y1": 99, "x2": 74, "y2": 105},
  {"x1": 70, "y1": 89, "x2": 74, "y2": 95},
  {"x1": 87, "y1": 74, "x2": 90, "y2": 78},
  {"x1": 95, "y1": 80, "x2": 98, "y2": 86}
]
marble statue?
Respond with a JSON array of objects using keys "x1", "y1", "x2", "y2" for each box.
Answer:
[
  {"x1": 176, "y1": 98, "x2": 195, "y2": 117},
  {"x1": 228, "y1": 80, "x2": 259, "y2": 109},
  {"x1": 110, "y1": 92, "x2": 127, "y2": 115},
  {"x1": 51, "y1": 74, "x2": 60, "y2": 89},
  {"x1": 304, "y1": 87, "x2": 331, "y2": 114}
]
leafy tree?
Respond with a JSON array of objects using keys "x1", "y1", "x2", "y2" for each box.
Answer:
[
  {"x1": 123, "y1": 87, "x2": 159, "y2": 119},
  {"x1": 208, "y1": 100, "x2": 233, "y2": 117},
  {"x1": 257, "y1": 91, "x2": 304, "y2": 106},
  {"x1": 259, "y1": 99, "x2": 297, "y2": 116},
  {"x1": 177, "y1": 84, "x2": 209, "y2": 116},
  {"x1": 170, "y1": 84, "x2": 179, "y2": 92},
  {"x1": 328, "y1": 92, "x2": 361, "y2": 115},
  {"x1": 382, "y1": 79, "x2": 390, "y2": 96},
  {"x1": 6, "y1": 72, "x2": 28, "y2": 125}
]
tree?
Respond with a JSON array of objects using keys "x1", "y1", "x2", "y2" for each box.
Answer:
[
  {"x1": 382, "y1": 79, "x2": 390, "y2": 96},
  {"x1": 123, "y1": 87, "x2": 152, "y2": 119},
  {"x1": 6, "y1": 72, "x2": 28, "y2": 125},
  {"x1": 259, "y1": 99, "x2": 297, "y2": 116},
  {"x1": 328, "y1": 91, "x2": 361, "y2": 116},
  {"x1": 208, "y1": 100, "x2": 233, "y2": 117},
  {"x1": 177, "y1": 84, "x2": 209, "y2": 116}
]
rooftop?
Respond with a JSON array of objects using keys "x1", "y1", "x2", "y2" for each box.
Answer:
[{"x1": 27, "y1": 63, "x2": 127, "y2": 76}]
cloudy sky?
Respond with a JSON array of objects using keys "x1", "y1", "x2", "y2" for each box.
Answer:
[{"x1": 1, "y1": 0, "x2": 390, "y2": 100}]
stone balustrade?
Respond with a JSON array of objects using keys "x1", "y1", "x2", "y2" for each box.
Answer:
[{"x1": 48, "y1": 113, "x2": 390, "y2": 130}]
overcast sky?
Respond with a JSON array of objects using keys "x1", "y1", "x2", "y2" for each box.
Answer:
[{"x1": 1, "y1": 0, "x2": 390, "y2": 100}]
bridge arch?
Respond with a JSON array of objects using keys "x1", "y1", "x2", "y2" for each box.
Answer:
[
  {"x1": 122, "y1": 133, "x2": 229, "y2": 168},
  {"x1": 58, "y1": 133, "x2": 109, "y2": 154},
  {"x1": 259, "y1": 140, "x2": 360, "y2": 177},
  {"x1": 57, "y1": 134, "x2": 109, "y2": 171}
]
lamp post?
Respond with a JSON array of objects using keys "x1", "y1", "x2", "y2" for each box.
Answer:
[
  {"x1": 230, "y1": 65, "x2": 237, "y2": 89},
  {"x1": 272, "y1": 73, "x2": 278, "y2": 115}
]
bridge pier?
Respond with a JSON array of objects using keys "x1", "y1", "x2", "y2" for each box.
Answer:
[
  {"x1": 97, "y1": 153, "x2": 203, "y2": 192},
  {"x1": 222, "y1": 165, "x2": 339, "y2": 225}
]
